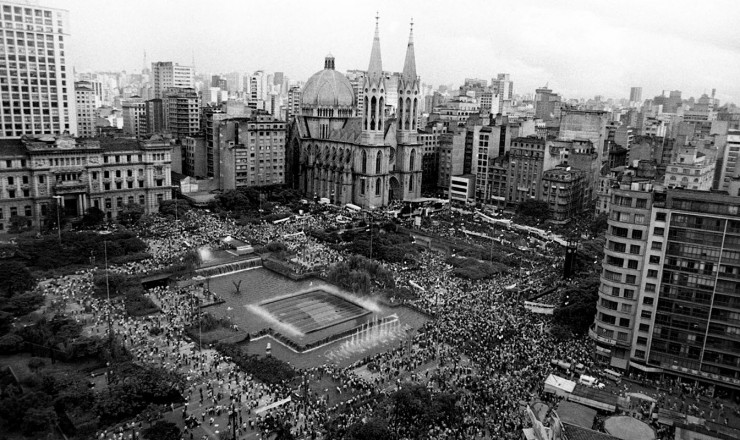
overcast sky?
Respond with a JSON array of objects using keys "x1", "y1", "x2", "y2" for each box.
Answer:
[{"x1": 46, "y1": 0, "x2": 740, "y2": 104}]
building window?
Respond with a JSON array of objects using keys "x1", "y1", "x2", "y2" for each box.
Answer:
[
  {"x1": 651, "y1": 241, "x2": 662, "y2": 251},
  {"x1": 649, "y1": 256, "x2": 660, "y2": 264},
  {"x1": 623, "y1": 289, "x2": 634, "y2": 299},
  {"x1": 361, "y1": 151, "x2": 367, "y2": 173},
  {"x1": 360, "y1": 179, "x2": 366, "y2": 195},
  {"x1": 645, "y1": 283, "x2": 656, "y2": 292},
  {"x1": 611, "y1": 287, "x2": 620, "y2": 296},
  {"x1": 376, "y1": 151, "x2": 382, "y2": 174},
  {"x1": 634, "y1": 349, "x2": 646, "y2": 359},
  {"x1": 628, "y1": 260, "x2": 638, "y2": 269},
  {"x1": 38, "y1": 175, "x2": 45, "y2": 184},
  {"x1": 626, "y1": 274, "x2": 636, "y2": 284},
  {"x1": 105, "y1": 198, "x2": 111, "y2": 209},
  {"x1": 632, "y1": 230, "x2": 643, "y2": 240},
  {"x1": 619, "y1": 318, "x2": 630, "y2": 327},
  {"x1": 654, "y1": 227, "x2": 664, "y2": 236},
  {"x1": 116, "y1": 182, "x2": 122, "y2": 190},
  {"x1": 656, "y1": 212, "x2": 666, "y2": 222},
  {"x1": 643, "y1": 297, "x2": 654, "y2": 306},
  {"x1": 640, "y1": 310, "x2": 652, "y2": 319},
  {"x1": 375, "y1": 178, "x2": 381, "y2": 196},
  {"x1": 116, "y1": 197, "x2": 123, "y2": 208},
  {"x1": 8, "y1": 190, "x2": 15, "y2": 199}
]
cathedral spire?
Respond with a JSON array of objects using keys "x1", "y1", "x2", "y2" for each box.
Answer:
[
  {"x1": 367, "y1": 12, "x2": 383, "y2": 79},
  {"x1": 402, "y1": 18, "x2": 416, "y2": 81}
]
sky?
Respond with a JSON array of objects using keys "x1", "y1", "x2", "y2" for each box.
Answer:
[{"x1": 45, "y1": 0, "x2": 740, "y2": 104}]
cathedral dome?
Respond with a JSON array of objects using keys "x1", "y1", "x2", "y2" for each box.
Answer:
[{"x1": 301, "y1": 55, "x2": 355, "y2": 108}]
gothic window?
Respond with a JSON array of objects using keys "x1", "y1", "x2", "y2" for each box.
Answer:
[
  {"x1": 378, "y1": 97, "x2": 384, "y2": 131},
  {"x1": 375, "y1": 177, "x2": 381, "y2": 196},
  {"x1": 360, "y1": 179, "x2": 365, "y2": 195},
  {"x1": 364, "y1": 96, "x2": 369, "y2": 129},
  {"x1": 410, "y1": 149, "x2": 416, "y2": 170},
  {"x1": 370, "y1": 97, "x2": 377, "y2": 130},
  {"x1": 405, "y1": 97, "x2": 411, "y2": 130},
  {"x1": 398, "y1": 98, "x2": 404, "y2": 121},
  {"x1": 409, "y1": 177, "x2": 414, "y2": 191},
  {"x1": 376, "y1": 151, "x2": 382, "y2": 174},
  {"x1": 412, "y1": 98, "x2": 418, "y2": 129},
  {"x1": 361, "y1": 151, "x2": 367, "y2": 173}
]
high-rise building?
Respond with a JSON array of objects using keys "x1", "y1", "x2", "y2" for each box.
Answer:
[
  {"x1": 286, "y1": 86, "x2": 302, "y2": 122},
  {"x1": 121, "y1": 97, "x2": 147, "y2": 137},
  {"x1": 492, "y1": 74, "x2": 512, "y2": 100},
  {"x1": 164, "y1": 88, "x2": 200, "y2": 139},
  {"x1": 146, "y1": 99, "x2": 164, "y2": 135},
  {"x1": 592, "y1": 185, "x2": 740, "y2": 392},
  {"x1": 534, "y1": 86, "x2": 562, "y2": 121},
  {"x1": 559, "y1": 109, "x2": 609, "y2": 162},
  {"x1": 629, "y1": 87, "x2": 642, "y2": 106},
  {"x1": 151, "y1": 62, "x2": 195, "y2": 99},
  {"x1": 218, "y1": 112, "x2": 286, "y2": 189},
  {"x1": 0, "y1": 1, "x2": 75, "y2": 139},
  {"x1": 663, "y1": 145, "x2": 715, "y2": 190},
  {"x1": 75, "y1": 81, "x2": 99, "y2": 137}
]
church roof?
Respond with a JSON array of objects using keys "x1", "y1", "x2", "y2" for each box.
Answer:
[
  {"x1": 402, "y1": 21, "x2": 417, "y2": 81},
  {"x1": 301, "y1": 67, "x2": 355, "y2": 108},
  {"x1": 367, "y1": 15, "x2": 383, "y2": 81}
]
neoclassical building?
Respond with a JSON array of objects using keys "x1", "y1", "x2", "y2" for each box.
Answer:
[{"x1": 287, "y1": 18, "x2": 422, "y2": 208}]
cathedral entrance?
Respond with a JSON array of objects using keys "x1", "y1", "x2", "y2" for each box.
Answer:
[{"x1": 388, "y1": 176, "x2": 401, "y2": 202}]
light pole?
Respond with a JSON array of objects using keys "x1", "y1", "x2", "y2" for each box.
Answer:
[
  {"x1": 52, "y1": 195, "x2": 63, "y2": 243},
  {"x1": 104, "y1": 240, "x2": 113, "y2": 356}
]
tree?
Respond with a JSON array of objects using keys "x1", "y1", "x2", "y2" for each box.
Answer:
[
  {"x1": 0, "y1": 261, "x2": 35, "y2": 297},
  {"x1": 589, "y1": 212, "x2": 609, "y2": 237},
  {"x1": 118, "y1": 203, "x2": 144, "y2": 227},
  {"x1": 79, "y1": 206, "x2": 106, "y2": 229},
  {"x1": 159, "y1": 199, "x2": 190, "y2": 219},
  {"x1": 45, "y1": 200, "x2": 67, "y2": 233},
  {"x1": 142, "y1": 420, "x2": 181, "y2": 440},
  {"x1": 8, "y1": 215, "x2": 31, "y2": 234}
]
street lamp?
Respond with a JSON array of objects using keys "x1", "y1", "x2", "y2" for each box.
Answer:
[{"x1": 52, "y1": 195, "x2": 63, "y2": 243}]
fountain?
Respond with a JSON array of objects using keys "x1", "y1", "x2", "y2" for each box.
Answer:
[
  {"x1": 196, "y1": 257, "x2": 263, "y2": 277},
  {"x1": 324, "y1": 314, "x2": 406, "y2": 362}
]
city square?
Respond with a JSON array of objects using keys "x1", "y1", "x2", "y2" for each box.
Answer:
[{"x1": 0, "y1": 1, "x2": 739, "y2": 440}]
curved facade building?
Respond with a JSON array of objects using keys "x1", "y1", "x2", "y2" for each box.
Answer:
[{"x1": 592, "y1": 179, "x2": 656, "y2": 369}]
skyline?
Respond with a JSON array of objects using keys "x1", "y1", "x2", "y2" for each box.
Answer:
[{"x1": 43, "y1": 0, "x2": 740, "y2": 104}]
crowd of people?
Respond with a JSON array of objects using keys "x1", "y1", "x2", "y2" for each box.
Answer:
[{"x1": 27, "y1": 200, "x2": 739, "y2": 440}]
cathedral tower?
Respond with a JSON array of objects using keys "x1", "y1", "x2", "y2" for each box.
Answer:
[{"x1": 361, "y1": 14, "x2": 386, "y2": 146}]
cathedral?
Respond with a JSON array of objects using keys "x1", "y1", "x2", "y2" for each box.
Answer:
[{"x1": 287, "y1": 18, "x2": 422, "y2": 208}]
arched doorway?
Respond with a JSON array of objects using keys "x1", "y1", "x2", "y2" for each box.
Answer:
[{"x1": 388, "y1": 176, "x2": 401, "y2": 202}]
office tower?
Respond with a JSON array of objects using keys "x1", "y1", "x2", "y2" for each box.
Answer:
[
  {"x1": 146, "y1": 99, "x2": 164, "y2": 134},
  {"x1": 0, "y1": 1, "x2": 75, "y2": 139},
  {"x1": 286, "y1": 86, "x2": 301, "y2": 122},
  {"x1": 249, "y1": 71, "x2": 267, "y2": 102},
  {"x1": 217, "y1": 111, "x2": 286, "y2": 189},
  {"x1": 164, "y1": 87, "x2": 200, "y2": 139},
  {"x1": 121, "y1": 97, "x2": 147, "y2": 137},
  {"x1": 151, "y1": 62, "x2": 194, "y2": 99},
  {"x1": 592, "y1": 185, "x2": 740, "y2": 390},
  {"x1": 75, "y1": 81, "x2": 99, "y2": 137},
  {"x1": 630, "y1": 87, "x2": 642, "y2": 106},
  {"x1": 718, "y1": 129, "x2": 740, "y2": 191},
  {"x1": 492, "y1": 74, "x2": 512, "y2": 100},
  {"x1": 534, "y1": 86, "x2": 562, "y2": 121},
  {"x1": 559, "y1": 109, "x2": 609, "y2": 161},
  {"x1": 345, "y1": 69, "x2": 365, "y2": 116}
]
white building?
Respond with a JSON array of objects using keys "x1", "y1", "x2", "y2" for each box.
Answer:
[
  {"x1": 152, "y1": 62, "x2": 195, "y2": 99},
  {"x1": 0, "y1": 1, "x2": 75, "y2": 139}
]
